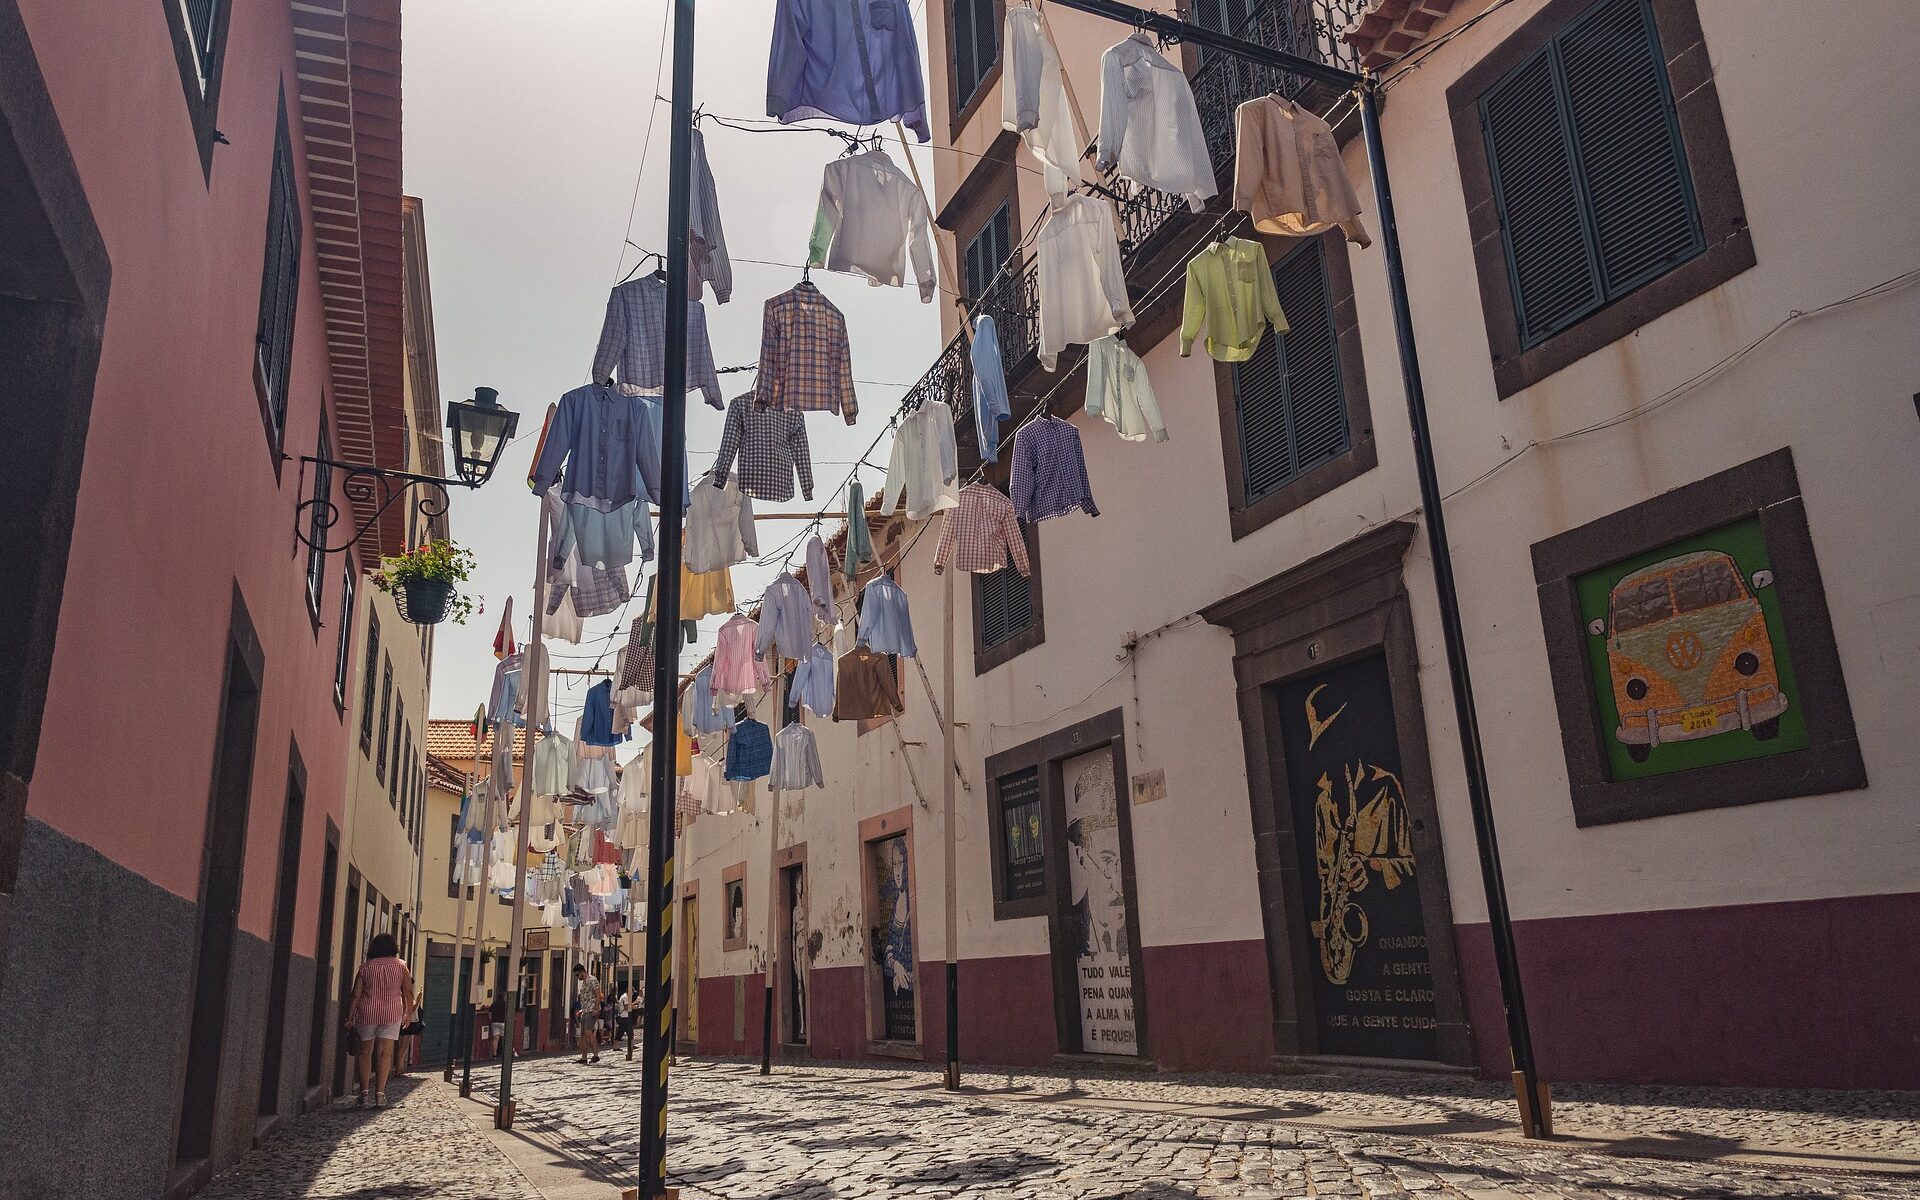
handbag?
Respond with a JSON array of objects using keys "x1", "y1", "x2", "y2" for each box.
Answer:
[{"x1": 343, "y1": 1024, "x2": 362, "y2": 1056}]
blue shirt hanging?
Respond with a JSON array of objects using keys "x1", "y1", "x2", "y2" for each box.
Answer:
[
  {"x1": 857, "y1": 574, "x2": 918, "y2": 657},
  {"x1": 971, "y1": 314, "x2": 1011, "y2": 462},
  {"x1": 579, "y1": 679, "x2": 623, "y2": 747},
  {"x1": 766, "y1": 0, "x2": 931, "y2": 142},
  {"x1": 725, "y1": 719, "x2": 774, "y2": 782}
]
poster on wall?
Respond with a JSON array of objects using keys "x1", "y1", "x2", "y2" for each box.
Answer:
[
  {"x1": 1576, "y1": 516, "x2": 1806, "y2": 781},
  {"x1": 997, "y1": 767, "x2": 1046, "y2": 901},
  {"x1": 871, "y1": 835, "x2": 916, "y2": 1041},
  {"x1": 785, "y1": 866, "x2": 809, "y2": 1043},
  {"x1": 1276, "y1": 654, "x2": 1439, "y2": 1061},
  {"x1": 681, "y1": 896, "x2": 700, "y2": 1042},
  {"x1": 1060, "y1": 748, "x2": 1138, "y2": 1056}
]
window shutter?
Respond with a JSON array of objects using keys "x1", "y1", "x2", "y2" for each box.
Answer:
[
  {"x1": 1480, "y1": 0, "x2": 1702, "y2": 348},
  {"x1": 978, "y1": 563, "x2": 1033, "y2": 650},
  {"x1": 257, "y1": 99, "x2": 302, "y2": 436},
  {"x1": 184, "y1": 0, "x2": 220, "y2": 75},
  {"x1": 1481, "y1": 56, "x2": 1600, "y2": 345},
  {"x1": 1233, "y1": 241, "x2": 1348, "y2": 503},
  {"x1": 1559, "y1": 0, "x2": 1701, "y2": 296},
  {"x1": 953, "y1": 0, "x2": 999, "y2": 107}
]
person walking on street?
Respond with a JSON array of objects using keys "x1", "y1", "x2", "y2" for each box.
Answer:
[
  {"x1": 573, "y1": 964, "x2": 606, "y2": 1064},
  {"x1": 345, "y1": 932, "x2": 414, "y2": 1108},
  {"x1": 488, "y1": 991, "x2": 507, "y2": 1059}
]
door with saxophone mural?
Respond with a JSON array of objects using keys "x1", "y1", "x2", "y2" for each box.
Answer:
[{"x1": 1275, "y1": 654, "x2": 1439, "y2": 1061}]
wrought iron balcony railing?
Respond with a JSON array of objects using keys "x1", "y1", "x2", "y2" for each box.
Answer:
[{"x1": 903, "y1": 0, "x2": 1363, "y2": 430}]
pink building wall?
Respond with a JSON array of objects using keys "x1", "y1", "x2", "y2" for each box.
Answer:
[{"x1": 18, "y1": 0, "x2": 356, "y2": 957}]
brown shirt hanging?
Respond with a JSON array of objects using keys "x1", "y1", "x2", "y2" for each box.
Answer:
[{"x1": 833, "y1": 647, "x2": 904, "y2": 722}]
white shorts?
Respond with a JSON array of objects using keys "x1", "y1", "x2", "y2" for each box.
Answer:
[
  {"x1": 354, "y1": 1021, "x2": 401, "y2": 1042},
  {"x1": 490, "y1": 1022, "x2": 505, "y2": 1037}
]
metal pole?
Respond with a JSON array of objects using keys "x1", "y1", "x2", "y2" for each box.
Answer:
[
  {"x1": 941, "y1": 564, "x2": 959, "y2": 1090},
  {"x1": 1041, "y1": 0, "x2": 1361, "y2": 87},
  {"x1": 1359, "y1": 78, "x2": 1546, "y2": 1136},
  {"x1": 461, "y1": 754, "x2": 504, "y2": 1096},
  {"x1": 640, "y1": 3, "x2": 697, "y2": 1194},
  {"x1": 444, "y1": 756, "x2": 480, "y2": 1083},
  {"x1": 495, "y1": 501, "x2": 552, "y2": 1129},
  {"x1": 760, "y1": 675, "x2": 783, "y2": 1074}
]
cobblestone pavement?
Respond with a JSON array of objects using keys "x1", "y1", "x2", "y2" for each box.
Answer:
[
  {"x1": 477, "y1": 1054, "x2": 1920, "y2": 1200},
  {"x1": 197, "y1": 1075, "x2": 539, "y2": 1200}
]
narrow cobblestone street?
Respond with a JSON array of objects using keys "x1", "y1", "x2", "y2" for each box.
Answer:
[{"x1": 198, "y1": 1054, "x2": 1920, "y2": 1199}]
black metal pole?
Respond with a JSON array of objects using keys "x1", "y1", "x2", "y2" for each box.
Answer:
[
  {"x1": 639, "y1": 1, "x2": 696, "y2": 1195},
  {"x1": 1042, "y1": 0, "x2": 1361, "y2": 87},
  {"x1": 1359, "y1": 78, "x2": 1545, "y2": 1134}
]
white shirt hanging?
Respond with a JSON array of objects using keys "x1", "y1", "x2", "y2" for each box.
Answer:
[
  {"x1": 1096, "y1": 34, "x2": 1216, "y2": 214},
  {"x1": 685, "y1": 469, "x2": 759, "y2": 573},
  {"x1": 880, "y1": 399, "x2": 960, "y2": 520},
  {"x1": 1085, "y1": 335, "x2": 1168, "y2": 443},
  {"x1": 807, "y1": 149, "x2": 938, "y2": 301},
  {"x1": 1035, "y1": 194, "x2": 1134, "y2": 371},
  {"x1": 1004, "y1": 4, "x2": 1083, "y2": 201}
]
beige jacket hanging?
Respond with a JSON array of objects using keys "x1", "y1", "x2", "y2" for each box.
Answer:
[{"x1": 1231, "y1": 95, "x2": 1371, "y2": 247}]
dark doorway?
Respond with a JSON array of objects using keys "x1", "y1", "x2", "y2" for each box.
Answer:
[
  {"x1": 257, "y1": 744, "x2": 307, "y2": 1116},
  {"x1": 305, "y1": 822, "x2": 339, "y2": 1090},
  {"x1": 174, "y1": 594, "x2": 265, "y2": 1168},
  {"x1": 333, "y1": 870, "x2": 361, "y2": 1094},
  {"x1": 781, "y1": 863, "x2": 808, "y2": 1044},
  {"x1": 548, "y1": 952, "x2": 565, "y2": 1045},
  {"x1": 421, "y1": 951, "x2": 471, "y2": 1065},
  {"x1": 0, "y1": 0, "x2": 111, "y2": 964}
]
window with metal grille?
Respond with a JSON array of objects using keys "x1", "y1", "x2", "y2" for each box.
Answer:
[
  {"x1": 255, "y1": 95, "x2": 302, "y2": 447},
  {"x1": 964, "y1": 202, "x2": 1012, "y2": 305},
  {"x1": 976, "y1": 558, "x2": 1035, "y2": 650},
  {"x1": 1478, "y1": 0, "x2": 1703, "y2": 350},
  {"x1": 375, "y1": 659, "x2": 393, "y2": 782},
  {"x1": 178, "y1": 0, "x2": 223, "y2": 91},
  {"x1": 1230, "y1": 240, "x2": 1348, "y2": 503},
  {"x1": 359, "y1": 612, "x2": 381, "y2": 753},
  {"x1": 333, "y1": 564, "x2": 355, "y2": 711},
  {"x1": 951, "y1": 0, "x2": 1000, "y2": 114},
  {"x1": 1189, "y1": 0, "x2": 1255, "y2": 64}
]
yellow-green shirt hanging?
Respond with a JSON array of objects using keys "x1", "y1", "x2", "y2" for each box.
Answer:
[{"x1": 1178, "y1": 237, "x2": 1288, "y2": 362}]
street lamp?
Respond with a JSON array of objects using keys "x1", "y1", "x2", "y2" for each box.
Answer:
[
  {"x1": 446, "y1": 386, "x2": 519, "y2": 487},
  {"x1": 295, "y1": 386, "x2": 519, "y2": 555}
]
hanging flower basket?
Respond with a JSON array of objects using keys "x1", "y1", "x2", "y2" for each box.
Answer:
[
  {"x1": 371, "y1": 539, "x2": 479, "y2": 626},
  {"x1": 399, "y1": 577, "x2": 456, "y2": 624}
]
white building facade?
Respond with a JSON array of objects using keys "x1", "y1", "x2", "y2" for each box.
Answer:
[{"x1": 668, "y1": 0, "x2": 1920, "y2": 1089}]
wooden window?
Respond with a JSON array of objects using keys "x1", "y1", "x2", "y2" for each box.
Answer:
[
  {"x1": 254, "y1": 95, "x2": 302, "y2": 450},
  {"x1": 332, "y1": 562, "x2": 355, "y2": 712},
  {"x1": 161, "y1": 0, "x2": 232, "y2": 176},
  {"x1": 1232, "y1": 240, "x2": 1348, "y2": 505},
  {"x1": 1478, "y1": 0, "x2": 1702, "y2": 349},
  {"x1": 963, "y1": 201, "x2": 1012, "y2": 305},
  {"x1": 949, "y1": 0, "x2": 1001, "y2": 126},
  {"x1": 974, "y1": 517, "x2": 1044, "y2": 673},
  {"x1": 359, "y1": 611, "x2": 381, "y2": 753},
  {"x1": 390, "y1": 704, "x2": 407, "y2": 807},
  {"x1": 1450, "y1": 0, "x2": 1750, "y2": 397},
  {"x1": 305, "y1": 418, "x2": 330, "y2": 621},
  {"x1": 375, "y1": 658, "x2": 393, "y2": 782}
]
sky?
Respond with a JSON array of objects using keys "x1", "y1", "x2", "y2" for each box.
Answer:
[{"x1": 403, "y1": 0, "x2": 945, "y2": 736}]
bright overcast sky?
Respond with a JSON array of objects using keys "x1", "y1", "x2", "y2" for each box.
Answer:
[{"x1": 406, "y1": 0, "x2": 944, "y2": 735}]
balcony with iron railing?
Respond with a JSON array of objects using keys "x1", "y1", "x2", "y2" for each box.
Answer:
[{"x1": 905, "y1": 0, "x2": 1365, "y2": 451}]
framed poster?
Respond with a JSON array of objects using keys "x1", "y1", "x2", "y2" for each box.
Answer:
[
  {"x1": 871, "y1": 834, "x2": 916, "y2": 1041},
  {"x1": 1061, "y1": 748, "x2": 1137, "y2": 1057},
  {"x1": 1533, "y1": 449, "x2": 1864, "y2": 825},
  {"x1": 995, "y1": 767, "x2": 1046, "y2": 904},
  {"x1": 1275, "y1": 653, "x2": 1439, "y2": 1061}
]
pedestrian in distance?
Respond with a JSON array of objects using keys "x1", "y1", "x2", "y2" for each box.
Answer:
[
  {"x1": 573, "y1": 963, "x2": 606, "y2": 1064},
  {"x1": 345, "y1": 932, "x2": 415, "y2": 1108},
  {"x1": 614, "y1": 987, "x2": 634, "y2": 1043},
  {"x1": 489, "y1": 990, "x2": 507, "y2": 1058}
]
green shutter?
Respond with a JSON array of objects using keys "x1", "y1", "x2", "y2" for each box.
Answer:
[
  {"x1": 978, "y1": 563, "x2": 1034, "y2": 650},
  {"x1": 1559, "y1": 0, "x2": 1703, "y2": 297},
  {"x1": 1481, "y1": 0, "x2": 1702, "y2": 349},
  {"x1": 1232, "y1": 240, "x2": 1348, "y2": 503}
]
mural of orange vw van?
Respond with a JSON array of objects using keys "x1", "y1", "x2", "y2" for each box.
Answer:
[{"x1": 1587, "y1": 550, "x2": 1787, "y2": 762}]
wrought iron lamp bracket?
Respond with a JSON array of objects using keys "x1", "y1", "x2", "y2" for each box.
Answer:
[{"x1": 295, "y1": 456, "x2": 470, "y2": 556}]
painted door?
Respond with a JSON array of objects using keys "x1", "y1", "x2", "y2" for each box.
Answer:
[
  {"x1": 681, "y1": 896, "x2": 700, "y2": 1043},
  {"x1": 871, "y1": 835, "x2": 916, "y2": 1041},
  {"x1": 1275, "y1": 653, "x2": 1439, "y2": 1060},
  {"x1": 1061, "y1": 747, "x2": 1139, "y2": 1056},
  {"x1": 420, "y1": 955, "x2": 471, "y2": 1064}
]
